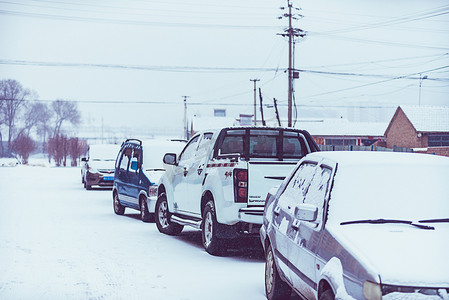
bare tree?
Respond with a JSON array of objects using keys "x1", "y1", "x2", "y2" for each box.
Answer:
[
  {"x1": 0, "y1": 79, "x2": 30, "y2": 154},
  {"x1": 19, "y1": 102, "x2": 53, "y2": 151},
  {"x1": 68, "y1": 137, "x2": 87, "y2": 166},
  {"x1": 11, "y1": 133, "x2": 37, "y2": 164},
  {"x1": 51, "y1": 100, "x2": 80, "y2": 137},
  {"x1": 48, "y1": 134, "x2": 68, "y2": 167}
]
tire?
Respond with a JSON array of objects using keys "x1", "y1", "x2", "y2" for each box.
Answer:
[
  {"x1": 201, "y1": 201, "x2": 226, "y2": 256},
  {"x1": 113, "y1": 192, "x2": 125, "y2": 215},
  {"x1": 319, "y1": 289, "x2": 335, "y2": 300},
  {"x1": 84, "y1": 181, "x2": 92, "y2": 190},
  {"x1": 265, "y1": 245, "x2": 292, "y2": 300},
  {"x1": 155, "y1": 194, "x2": 183, "y2": 235},
  {"x1": 139, "y1": 197, "x2": 152, "y2": 223}
]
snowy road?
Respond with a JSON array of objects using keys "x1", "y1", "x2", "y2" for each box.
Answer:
[{"x1": 0, "y1": 165, "x2": 276, "y2": 300}]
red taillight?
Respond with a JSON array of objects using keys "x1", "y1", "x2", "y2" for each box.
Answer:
[
  {"x1": 238, "y1": 188, "x2": 247, "y2": 198},
  {"x1": 237, "y1": 171, "x2": 247, "y2": 181},
  {"x1": 234, "y1": 169, "x2": 248, "y2": 203}
]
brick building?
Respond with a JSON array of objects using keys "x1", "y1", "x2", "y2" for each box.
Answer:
[{"x1": 385, "y1": 106, "x2": 449, "y2": 157}]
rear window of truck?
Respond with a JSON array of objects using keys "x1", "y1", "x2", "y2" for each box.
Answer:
[{"x1": 217, "y1": 128, "x2": 307, "y2": 160}]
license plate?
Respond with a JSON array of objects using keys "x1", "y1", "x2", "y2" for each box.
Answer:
[{"x1": 103, "y1": 176, "x2": 114, "y2": 181}]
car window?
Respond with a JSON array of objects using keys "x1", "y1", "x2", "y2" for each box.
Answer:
[
  {"x1": 129, "y1": 148, "x2": 141, "y2": 173},
  {"x1": 120, "y1": 147, "x2": 132, "y2": 171},
  {"x1": 249, "y1": 129, "x2": 278, "y2": 158},
  {"x1": 303, "y1": 166, "x2": 332, "y2": 226},
  {"x1": 196, "y1": 133, "x2": 213, "y2": 157},
  {"x1": 115, "y1": 148, "x2": 124, "y2": 169},
  {"x1": 283, "y1": 162, "x2": 317, "y2": 201},
  {"x1": 178, "y1": 135, "x2": 200, "y2": 163},
  {"x1": 283, "y1": 131, "x2": 306, "y2": 158},
  {"x1": 220, "y1": 134, "x2": 244, "y2": 156}
]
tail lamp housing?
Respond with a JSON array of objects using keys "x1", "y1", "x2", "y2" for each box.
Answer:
[{"x1": 233, "y1": 169, "x2": 248, "y2": 203}]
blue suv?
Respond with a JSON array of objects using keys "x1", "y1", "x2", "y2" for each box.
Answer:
[{"x1": 112, "y1": 138, "x2": 186, "y2": 222}]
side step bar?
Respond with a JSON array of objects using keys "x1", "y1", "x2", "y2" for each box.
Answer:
[{"x1": 171, "y1": 215, "x2": 202, "y2": 229}]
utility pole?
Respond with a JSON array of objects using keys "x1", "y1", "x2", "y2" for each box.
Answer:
[
  {"x1": 182, "y1": 96, "x2": 189, "y2": 139},
  {"x1": 259, "y1": 88, "x2": 266, "y2": 126},
  {"x1": 419, "y1": 74, "x2": 427, "y2": 106},
  {"x1": 250, "y1": 79, "x2": 260, "y2": 125},
  {"x1": 279, "y1": 1, "x2": 306, "y2": 127},
  {"x1": 273, "y1": 98, "x2": 282, "y2": 127}
]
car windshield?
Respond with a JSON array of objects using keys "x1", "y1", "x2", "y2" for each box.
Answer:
[
  {"x1": 329, "y1": 163, "x2": 449, "y2": 225},
  {"x1": 89, "y1": 144, "x2": 120, "y2": 161}
]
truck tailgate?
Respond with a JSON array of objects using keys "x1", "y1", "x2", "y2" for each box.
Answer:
[{"x1": 247, "y1": 161, "x2": 297, "y2": 206}]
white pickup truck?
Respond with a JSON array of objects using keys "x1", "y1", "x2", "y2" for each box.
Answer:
[{"x1": 156, "y1": 127, "x2": 319, "y2": 255}]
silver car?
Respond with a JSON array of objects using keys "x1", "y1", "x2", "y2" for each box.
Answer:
[{"x1": 260, "y1": 151, "x2": 449, "y2": 300}]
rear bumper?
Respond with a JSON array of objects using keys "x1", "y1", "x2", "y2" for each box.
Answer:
[{"x1": 238, "y1": 207, "x2": 264, "y2": 225}]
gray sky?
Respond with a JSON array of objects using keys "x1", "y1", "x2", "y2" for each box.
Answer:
[{"x1": 1, "y1": 0, "x2": 449, "y2": 138}]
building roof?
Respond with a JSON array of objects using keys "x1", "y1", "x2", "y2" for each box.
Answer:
[
  {"x1": 400, "y1": 105, "x2": 449, "y2": 132},
  {"x1": 295, "y1": 118, "x2": 388, "y2": 137}
]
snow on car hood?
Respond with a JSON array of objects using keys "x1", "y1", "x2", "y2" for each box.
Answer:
[
  {"x1": 88, "y1": 159, "x2": 115, "y2": 171},
  {"x1": 332, "y1": 224, "x2": 449, "y2": 287},
  {"x1": 142, "y1": 169, "x2": 165, "y2": 185}
]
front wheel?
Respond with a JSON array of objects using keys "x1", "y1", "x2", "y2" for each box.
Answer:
[
  {"x1": 113, "y1": 192, "x2": 125, "y2": 215},
  {"x1": 265, "y1": 245, "x2": 292, "y2": 300},
  {"x1": 201, "y1": 201, "x2": 226, "y2": 256},
  {"x1": 155, "y1": 194, "x2": 183, "y2": 235}
]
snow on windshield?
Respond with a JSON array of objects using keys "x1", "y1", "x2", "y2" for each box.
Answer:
[
  {"x1": 328, "y1": 163, "x2": 449, "y2": 224},
  {"x1": 89, "y1": 144, "x2": 120, "y2": 161}
]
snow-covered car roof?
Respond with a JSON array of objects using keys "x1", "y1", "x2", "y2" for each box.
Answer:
[
  {"x1": 305, "y1": 150, "x2": 449, "y2": 167},
  {"x1": 89, "y1": 144, "x2": 120, "y2": 160}
]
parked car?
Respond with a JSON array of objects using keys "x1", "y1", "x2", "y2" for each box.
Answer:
[
  {"x1": 261, "y1": 151, "x2": 449, "y2": 300},
  {"x1": 81, "y1": 144, "x2": 120, "y2": 190},
  {"x1": 113, "y1": 138, "x2": 186, "y2": 222},
  {"x1": 156, "y1": 127, "x2": 319, "y2": 255}
]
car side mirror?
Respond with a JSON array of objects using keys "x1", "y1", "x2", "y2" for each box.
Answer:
[
  {"x1": 163, "y1": 153, "x2": 177, "y2": 166},
  {"x1": 81, "y1": 157, "x2": 88, "y2": 162},
  {"x1": 294, "y1": 203, "x2": 318, "y2": 222}
]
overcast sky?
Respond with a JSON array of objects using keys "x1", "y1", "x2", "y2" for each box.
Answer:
[{"x1": 1, "y1": 0, "x2": 448, "y2": 139}]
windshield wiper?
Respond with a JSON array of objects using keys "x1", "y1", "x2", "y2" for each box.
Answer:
[
  {"x1": 419, "y1": 218, "x2": 449, "y2": 224},
  {"x1": 340, "y1": 219, "x2": 434, "y2": 230}
]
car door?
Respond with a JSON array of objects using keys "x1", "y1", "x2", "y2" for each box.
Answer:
[
  {"x1": 172, "y1": 135, "x2": 200, "y2": 214},
  {"x1": 182, "y1": 133, "x2": 213, "y2": 214},
  {"x1": 272, "y1": 161, "x2": 318, "y2": 282},
  {"x1": 287, "y1": 162, "x2": 335, "y2": 299},
  {"x1": 126, "y1": 147, "x2": 142, "y2": 207},
  {"x1": 116, "y1": 146, "x2": 132, "y2": 199}
]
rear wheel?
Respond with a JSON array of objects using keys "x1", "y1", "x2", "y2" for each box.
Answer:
[
  {"x1": 113, "y1": 192, "x2": 125, "y2": 215},
  {"x1": 265, "y1": 245, "x2": 292, "y2": 300},
  {"x1": 319, "y1": 289, "x2": 335, "y2": 300},
  {"x1": 155, "y1": 194, "x2": 183, "y2": 235},
  {"x1": 202, "y1": 201, "x2": 226, "y2": 256},
  {"x1": 140, "y1": 197, "x2": 152, "y2": 223}
]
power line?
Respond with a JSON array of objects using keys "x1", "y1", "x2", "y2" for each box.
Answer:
[
  {"x1": 0, "y1": 9, "x2": 280, "y2": 30},
  {"x1": 1, "y1": 59, "x2": 448, "y2": 81}
]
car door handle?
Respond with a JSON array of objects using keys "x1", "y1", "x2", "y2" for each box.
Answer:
[
  {"x1": 274, "y1": 206, "x2": 281, "y2": 216},
  {"x1": 183, "y1": 167, "x2": 188, "y2": 177},
  {"x1": 291, "y1": 219, "x2": 300, "y2": 230}
]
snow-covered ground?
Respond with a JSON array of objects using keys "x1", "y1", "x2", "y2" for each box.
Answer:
[{"x1": 0, "y1": 161, "x2": 282, "y2": 300}]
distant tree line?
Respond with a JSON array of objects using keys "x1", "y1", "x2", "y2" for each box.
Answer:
[{"x1": 0, "y1": 78, "x2": 86, "y2": 165}]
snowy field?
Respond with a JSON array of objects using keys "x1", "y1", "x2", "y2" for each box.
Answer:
[{"x1": 0, "y1": 161, "x2": 289, "y2": 300}]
